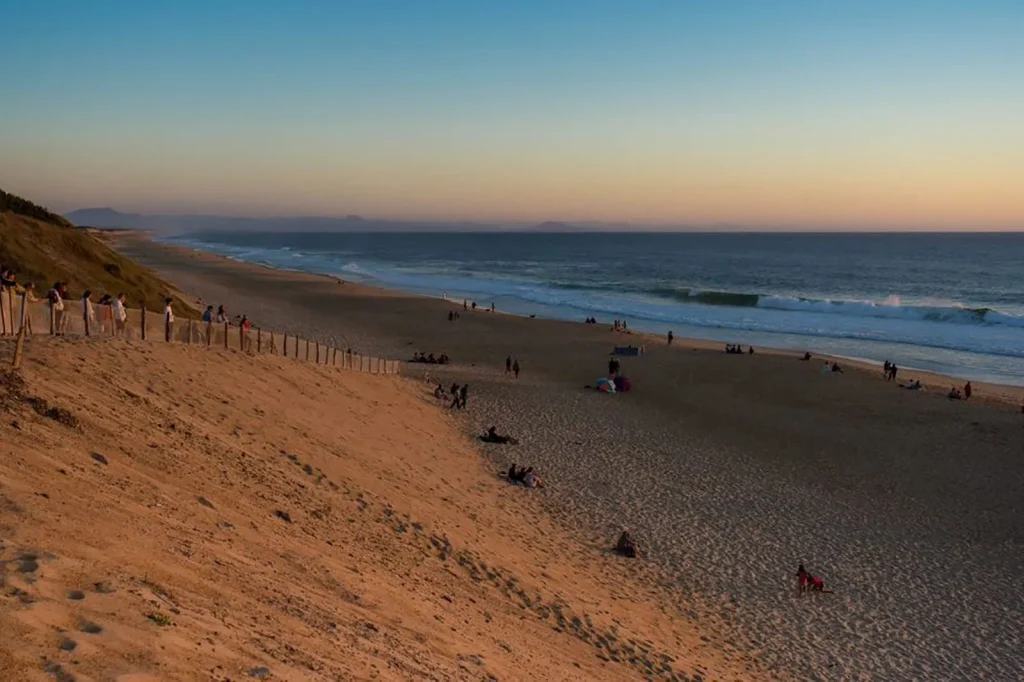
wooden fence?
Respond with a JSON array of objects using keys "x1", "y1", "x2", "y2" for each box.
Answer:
[{"x1": 0, "y1": 288, "x2": 401, "y2": 375}]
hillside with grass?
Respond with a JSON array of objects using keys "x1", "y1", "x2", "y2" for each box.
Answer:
[{"x1": 0, "y1": 189, "x2": 195, "y2": 316}]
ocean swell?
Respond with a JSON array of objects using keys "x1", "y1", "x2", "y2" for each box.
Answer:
[{"x1": 652, "y1": 288, "x2": 1023, "y2": 328}]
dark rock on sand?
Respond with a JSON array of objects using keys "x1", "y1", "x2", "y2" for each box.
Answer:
[
  {"x1": 89, "y1": 452, "x2": 109, "y2": 465},
  {"x1": 249, "y1": 666, "x2": 271, "y2": 678}
]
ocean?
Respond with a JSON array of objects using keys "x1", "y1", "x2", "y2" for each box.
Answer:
[{"x1": 164, "y1": 231, "x2": 1024, "y2": 386}]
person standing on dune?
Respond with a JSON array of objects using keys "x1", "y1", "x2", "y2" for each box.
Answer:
[
  {"x1": 459, "y1": 384, "x2": 468, "y2": 409},
  {"x1": 506, "y1": 355, "x2": 512, "y2": 375},
  {"x1": 513, "y1": 358, "x2": 520, "y2": 379}
]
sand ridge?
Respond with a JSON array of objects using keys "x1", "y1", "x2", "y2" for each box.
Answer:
[{"x1": 0, "y1": 337, "x2": 761, "y2": 681}]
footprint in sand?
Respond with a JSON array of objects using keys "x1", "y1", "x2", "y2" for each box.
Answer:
[
  {"x1": 58, "y1": 638, "x2": 77, "y2": 652},
  {"x1": 67, "y1": 589, "x2": 86, "y2": 601},
  {"x1": 80, "y1": 619, "x2": 103, "y2": 634}
]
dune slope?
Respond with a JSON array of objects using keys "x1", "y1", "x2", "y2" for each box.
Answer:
[{"x1": 0, "y1": 338, "x2": 757, "y2": 681}]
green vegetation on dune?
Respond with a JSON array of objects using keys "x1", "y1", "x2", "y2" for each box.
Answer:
[{"x1": 0, "y1": 189, "x2": 196, "y2": 317}]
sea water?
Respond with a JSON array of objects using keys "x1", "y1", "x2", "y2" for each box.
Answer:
[{"x1": 164, "y1": 231, "x2": 1024, "y2": 386}]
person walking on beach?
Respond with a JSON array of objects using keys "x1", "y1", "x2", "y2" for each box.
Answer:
[
  {"x1": 667, "y1": 330, "x2": 674, "y2": 345},
  {"x1": 608, "y1": 356, "x2": 620, "y2": 377},
  {"x1": 459, "y1": 384, "x2": 468, "y2": 409},
  {"x1": 113, "y1": 293, "x2": 127, "y2": 336},
  {"x1": 889, "y1": 363, "x2": 898, "y2": 382},
  {"x1": 884, "y1": 360, "x2": 891, "y2": 378},
  {"x1": 449, "y1": 383, "x2": 461, "y2": 409},
  {"x1": 53, "y1": 282, "x2": 70, "y2": 335},
  {"x1": 202, "y1": 305, "x2": 214, "y2": 324},
  {"x1": 505, "y1": 355, "x2": 512, "y2": 375},
  {"x1": 81, "y1": 290, "x2": 95, "y2": 335},
  {"x1": 163, "y1": 297, "x2": 175, "y2": 341},
  {"x1": 964, "y1": 381, "x2": 972, "y2": 400},
  {"x1": 512, "y1": 358, "x2": 520, "y2": 379}
]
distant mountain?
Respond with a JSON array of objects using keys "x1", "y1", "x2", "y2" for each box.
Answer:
[{"x1": 64, "y1": 208, "x2": 637, "y2": 234}]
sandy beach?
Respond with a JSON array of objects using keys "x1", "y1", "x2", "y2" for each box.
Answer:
[
  {"x1": 109, "y1": 234, "x2": 1024, "y2": 680},
  {"x1": 0, "y1": 336, "x2": 763, "y2": 681}
]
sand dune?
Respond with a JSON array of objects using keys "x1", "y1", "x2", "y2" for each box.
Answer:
[{"x1": 0, "y1": 337, "x2": 760, "y2": 681}]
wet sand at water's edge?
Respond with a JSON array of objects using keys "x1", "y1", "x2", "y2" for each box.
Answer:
[{"x1": 116, "y1": 235, "x2": 1024, "y2": 680}]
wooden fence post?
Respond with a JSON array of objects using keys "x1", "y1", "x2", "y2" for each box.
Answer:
[
  {"x1": 11, "y1": 324, "x2": 26, "y2": 370},
  {"x1": 206, "y1": 320, "x2": 212, "y2": 346},
  {"x1": 316, "y1": 342, "x2": 320, "y2": 364},
  {"x1": 283, "y1": 333, "x2": 288, "y2": 357},
  {"x1": 18, "y1": 291, "x2": 27, "y2": 333},
  {"x1": 305, "y1": 339, "x2": 310, "y2": 362},
  {"x1": 332, "y1": 347, "x2": 337, "y2": 366},
  {"x1": 294, "y1": 336, "x2": 299, "y2": 359},
  {"x1": 224, "y1": 321, "x2": 229, "y2": 349},
  {"x1": 257, "y1": 328, "x2": 262, "y2": 353},
  {"x1": 141, "y1": 306, "x2": 147, "y2": 340}
]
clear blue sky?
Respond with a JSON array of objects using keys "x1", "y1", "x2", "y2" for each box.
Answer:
[{"x1": 2, "y1": 0, "x2": 1023, "y2": 229}]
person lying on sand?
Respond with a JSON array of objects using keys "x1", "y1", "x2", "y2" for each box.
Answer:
[
  {"x1": 616, "y1": 530, "x2": 639, "y2": 558},
  {"x1": 481, "y1": 426, "x2": 519, "y2": 445},
  {"x1": 900, "y1": 379, "x2": 922, "y2": 390}
]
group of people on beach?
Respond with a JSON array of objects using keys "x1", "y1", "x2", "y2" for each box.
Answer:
[
  {"x1": 948, "y1": 382, "x2": 972, "y2": 400},
  {"x1": 612, "y1": 319, "x2": 629, "y2": 332},
  {"x1": 447, "y1": 310, "x2": 461, "y2": 322},
  {"x1": 506, "y1": 463, "x2": 543, "y2": 488},
  {"x1": 504, "y1": 355, "x2": 520, "y2": 378},
  {"x1": 461, "y1": 299, "x2": 496, "y2": 313},
  {"x1": 201, "y1": 304, "x2": 231, "y2": 325},
  {"x1": 883, "y1": 360, "x2": 899, "y2": 382},
  {"x1": 725, "y1": 344, "x2": 754, "y2": 355},
  {"x1": 411, "y1": 351, "x2": 450, "y2": 365}
]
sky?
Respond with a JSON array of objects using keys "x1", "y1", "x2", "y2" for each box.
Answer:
[{"x1": 1, "y1": 0, "x2": 1023, "y2": 230}]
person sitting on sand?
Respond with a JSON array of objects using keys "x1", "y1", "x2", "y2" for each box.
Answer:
[
  {"x1": 796, "y1": 563, "x2": 809, "y2": 592},
  {"x1": 522, "y1": 468, "x2": 543, "y2": 488},
  {"x1": 901, "y1": 379, "x2": 922, "y2": 390},
  {"x1": 426, "y1": 353, "x2": 436, "y2": 364},
  {"x1": 808, "y1": 572, "x2": 826, "y2": 592},
  {"x1": 802, "y1": 352, "x2": 812, "y2": 361},
  {"x1": 438, "y1": 354, "x2": 449, "y2": 364},
  {"x1": 616, "y1": 530, "x2": 638, "y2": 558},
  {"x1": 948, "y1": 386, "x2": 962, "y2": 400},
  {"x1": 831, "y1": 362, "x2": 843, "y2": 373},
  {"x1": 508, "y1": 463, "x2": 520, "y2": 481},
  {"x1": 748, "y1": 346, "x2": 754, "y2": 355},
  {"x1": 433, "y1": 383, "x2": 445, "y2": 400}
]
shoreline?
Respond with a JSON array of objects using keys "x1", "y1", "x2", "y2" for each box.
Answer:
[
  {"x1": 152, "y1": 232, "x2": 1024, "y2": 390},
  {"x1": 109, "y1": 231, "x2": 1024, "y2": 680},
  {"x1": 136, "y1": 232, "x2": 1024, "y2": 406}
]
